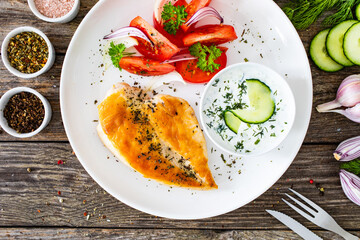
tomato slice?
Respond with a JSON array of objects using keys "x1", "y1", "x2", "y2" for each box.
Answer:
[
  {"x1": 130, "y1": 16, "x2": 180, "y2": 61},
  {"x1": 183, "y1": 24, "x2": 238, "y2": 46},
  {"x1": 153, "y1": 0, "x2": 191, "y2": 48},
  {"x1": 120, "y1": 56, "x2": 175, "y2": 76},
  {"x1": 174, "y1": 47, "x2": 228, "y2": 83},
  {"x1": 181, "y1": 0, "x2": 211, "y2": 32}
]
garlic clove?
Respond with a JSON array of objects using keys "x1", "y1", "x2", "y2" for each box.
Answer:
[
  {"x1": 339, "y1": 169, "x2": 360, "y2": 206},
  {"x1": 337, "y1": 74, "x2": 360, "y2": 108},
  {"x1": 330, "y1": 103, "x2": 360, "y2": 124},
  {"x1": 316, "y1": 74, "x2": 360, "y2": 112}
]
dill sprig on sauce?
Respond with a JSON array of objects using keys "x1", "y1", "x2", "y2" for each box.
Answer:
[{"x1": 282, "y1": 0, "x2": 360, "y2": 30}]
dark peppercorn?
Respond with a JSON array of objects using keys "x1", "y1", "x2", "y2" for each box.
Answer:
[{"x1": 3, "y1": 92, "x2": 45, "y2": 133}]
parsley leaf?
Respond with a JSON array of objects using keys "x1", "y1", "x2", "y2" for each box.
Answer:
[
  {"x1": 189, "y1": 43, "x2": 223, "y2": 73},
  {"x1": 161, "y1": 2, "x2": 188, "y2": 35},
  {"x1": 108, "y1": 42, "x2": 126, "y2": 70}
]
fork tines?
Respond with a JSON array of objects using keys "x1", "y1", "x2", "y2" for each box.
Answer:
[{"x1": 282, "y1": 188, "x2": 323, "y2": 222}]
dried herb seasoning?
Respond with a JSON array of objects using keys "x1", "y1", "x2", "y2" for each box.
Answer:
[
  {"x1": 3, "y1": 92, "x2": 45, "y2": 133},
  {"x1": 7, "y1": 32, "x2": 48, "y2": 74}
]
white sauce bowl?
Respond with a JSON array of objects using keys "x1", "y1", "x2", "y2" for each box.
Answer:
[
  {"x1": 0, "y1": 87, "x2": 52, "y2": 138},
  {"x1": 200, "y1": 62, "x2": 296, "y2": 157},
  {"x1": 28, "y1": 0, "x2": 80, "y2": 23},
  {"x1": 1, "y1": 26, "x2": 55, "y2": 79}
]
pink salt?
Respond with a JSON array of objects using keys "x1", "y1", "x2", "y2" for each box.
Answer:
[{"x1": 34, "y1": 0, "x2": 75, "y2": 18}]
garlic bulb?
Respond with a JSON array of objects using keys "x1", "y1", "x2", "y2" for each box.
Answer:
[{"x1": 317, "y1": 75, "x2": 360, "y2": 123}]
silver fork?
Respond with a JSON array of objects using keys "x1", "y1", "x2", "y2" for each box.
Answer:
[{"x1": 283, "y1": 188, "x2": 359, "y2": 240}]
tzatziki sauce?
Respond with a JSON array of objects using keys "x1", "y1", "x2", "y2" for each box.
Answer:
[{"x1": 201, "y1": 63, "x2": 295, "y2": 156}]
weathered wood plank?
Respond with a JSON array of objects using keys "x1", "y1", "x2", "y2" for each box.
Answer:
[
  {"x1": 0, "y1": 142, "x2": 359, "y2": 230},
  {"x1": 0, "y1": 228, "x2": 358, "y2": 240}
]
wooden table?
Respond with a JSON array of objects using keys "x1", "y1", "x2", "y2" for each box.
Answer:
[{"x1": 1, "y1": 0, "x2": 360, "y2": 239}]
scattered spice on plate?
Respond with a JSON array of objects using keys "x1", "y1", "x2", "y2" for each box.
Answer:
[
  {"x1": 7, "y1": 32, "x2": 48, "y2": 74},
  {"x1": 3, "y1": 92, "x2": 45, "y2": 133},
  {"x1": 34, "y1": 0, "x2": 75, "y2": 18}
]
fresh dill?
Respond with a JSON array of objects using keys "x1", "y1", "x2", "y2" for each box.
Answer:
[
  {"x1": 282, "y1": 0, "x2": 360, "y2": 30},
  {"x1": 341, "y1": 158, "x2": 360, "y2": 176}
]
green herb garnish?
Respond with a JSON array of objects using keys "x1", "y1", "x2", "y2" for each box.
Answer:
[
  {"x1": 235, "y1": 141, "x2": 244, "y2": 151},
  {"x1": 108, "y1": 42, "x2": 126, "y2": 70},
  {"x1": 161, "y1": 2, "x2": 188, "y2": 35},
  {"x1": 189, "y1": 43, "x2": 223, "y2": 72},
  {"x1": 341, "y1": 158, "x2": 360, "y2": 176},
  {"x1": 108, "y1": 42, "x2": 135, "y2": 70},
  {"x1": 282, "y1": 0, "x2": 360, "y2": 30}
]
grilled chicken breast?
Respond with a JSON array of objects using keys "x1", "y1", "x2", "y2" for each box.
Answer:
[{"x1": 97, "y1": 83, "x2": 217, "y2": 189}]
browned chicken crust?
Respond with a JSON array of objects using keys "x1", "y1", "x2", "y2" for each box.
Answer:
[{"x1": 97, "y1": 83, "x2": 217, "y2": 189}]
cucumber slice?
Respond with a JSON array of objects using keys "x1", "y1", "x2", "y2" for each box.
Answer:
[
  {"x1": 326, "y1": 20, "x2": 358, "y2": 66},
  {"x1": 310, "y1": 29, "x2": 343, "y2": 72},
  {"x1": 224, "y1": 111, "x2": 242, "y2": 134},
  {"x1": 231, "y1": 79, "x2": 275, "y2": 124},
  {"x1": 344, "y1": 22, "x2": 360, "y2": 65},
  {"x1": 356, "y1": 3, "x2": 360, "y2": 20}
]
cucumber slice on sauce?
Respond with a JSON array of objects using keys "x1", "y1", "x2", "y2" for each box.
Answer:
[
  {"x1": 344, "y1": 22, "x2": 360, "y2": 65},
  {"x1": 231, "y1": 79, "x2": 275, "y2": 124},
  {"x1": 326, "y1": 20, "x2": 358, "y2": 66},
  {"x1": 224, "y1": 111, "x2": 242, "y2": 134},
  {"x1": 310, "y1": 29, "x2": 344, "y2": 72}
]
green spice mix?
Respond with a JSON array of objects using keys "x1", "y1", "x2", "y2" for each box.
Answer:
[
  {"x1": 3, "y1": 92, "x2": 45, "y2": 133},
  {"x1": 7, "y1": 32, "x2": 48, "y2": 74}
]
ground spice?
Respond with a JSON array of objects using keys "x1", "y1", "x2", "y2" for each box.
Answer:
[
  {"x1": 3, "y1": 92, "x2": 45, "y2": 133},
  {"x1": 34, "y1": 0, "x2": 75, "y2": 18},
  {"x1": 7, "y1": 32, "x2": 48, "y2": 74}
]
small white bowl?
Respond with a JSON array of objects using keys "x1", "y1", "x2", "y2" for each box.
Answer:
[
  {"x1": 28, "y1": 0, "x2": 80, "y2": 23},
  {"x1": 200, "y1": 62, "x2": 296, "y2": 157},
  {"x1": 0, "y1": 87, "x2": 52, "y2": 138},
  {"x1": 1, "y1": 26, "x2": 55, "y2": 79}
]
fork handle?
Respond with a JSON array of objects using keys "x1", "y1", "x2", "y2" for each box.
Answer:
[{"x1": 333, "y1": 227, "x2": 358, "y2": 240}]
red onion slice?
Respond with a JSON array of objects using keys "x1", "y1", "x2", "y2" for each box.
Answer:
[
  {"x1": 334, "y1": 136, "x2": 360, "y2": 161},
  {"x1": 104, "y1": 27, "x2": 154, "y2": 46},
  {"x1": 184, "y1": 7, "x2": 224, "y2": 27},
  {"x1": 340, "y1": 169, "x2": 360, "y2": 206},
  {"x1": 162, "y1": 53, "x2": 197, "y2": 63}
]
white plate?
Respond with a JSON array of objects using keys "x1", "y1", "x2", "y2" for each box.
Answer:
[{"x1": 60, "y1": 0, "x2": 312, "y2": 219}]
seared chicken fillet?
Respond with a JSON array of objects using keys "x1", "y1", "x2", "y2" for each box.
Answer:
[{"x1": 97, "y1": 83, "x2": 217, "y2": 189}]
